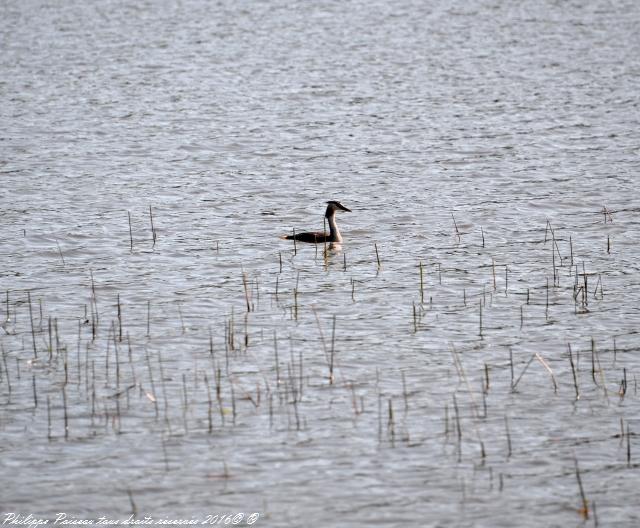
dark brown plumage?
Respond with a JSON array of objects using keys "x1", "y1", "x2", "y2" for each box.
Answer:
[{"x1": 280, "y1": 201, "x2": 352, "y2": 243}]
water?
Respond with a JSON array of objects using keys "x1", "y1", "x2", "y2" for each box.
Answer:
[{"x1": 1, "y1": 0, "x2": 640, "y2": 525}]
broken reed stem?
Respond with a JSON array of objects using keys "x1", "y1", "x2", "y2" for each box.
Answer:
[
  {"x1": 569, "y1": 235, "x2": 574, "y2": 267},
  {"x1": 127, "y1": 211, "x2": 133, "y2": 251},
  {"x1": 512, "y1": 353, "x2": 537, "y2": 391},
  {"x1": 504, "y1": 414, "x2": 512, "y2": 459},
  {"x1": 627, "y1": 424, "x2": 631, "y2": 468},
  {"x1": 509, "y1": 348, "x2": 515, "y2": 389},
  {"x1": 374, "y1": 243, "x2": 381, "y2": 269},
  {"x1": 388, "y1": 398, "x2": 395, "y2": 447},
  {"x1": 28, "y1": 292, "x2": 37, "y2": 359},
  {"x1": 117, "y1": 294, "x2": 122, "y2": 342},
  {"x1": 47, "y1": 395, "x2": 52, "y2": 440},
  {"x1": 574, "y1": 458, "x2": 589, "y2": 519},
  {"x1": 481, "y1": 226, "x2": 485, "y2": 248},
  {"x1": 62, "y1": 385, "x2": 69, "y2": 440},
  {"x1": 453, "y1": 394, "x2": 462, "y2": 461},
  {"x1": 546, "y1": 277, "x2": 550, "y2": 319},
  {"x1": 2, "y1": 346, "x2": 11, "y2": 396},
  {"x1": 491, "y1": 259, "x2": 497, "y2": 290},
  {"x1": 149, "y1": 205, "x2": 157, "y2": 246},
  {"x1": 567, "y1": 343, "x2": 580, "y2": 399},
  {"x1": 534, "y1": 352, "x2": 558, "y2": 393},
  {"x1": 419, "y1": 261, "x2": 424, "y2": 303},
  {"x1": 242, "y1": 272, "x2": 252, "y2": 312},
  {"x1": 55, "y1": 239, "x2": 66, "y2": 266},
  {"x1": 32, "y1": 374, "x2": 38, "y2": 408}
]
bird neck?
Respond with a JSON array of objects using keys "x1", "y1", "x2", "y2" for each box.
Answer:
[{"x1": 326, "y1": 211, "x2": 342, "y2": 243}]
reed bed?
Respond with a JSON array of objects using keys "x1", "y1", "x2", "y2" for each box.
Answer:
[{"x1": 0, "y1": 212, "x2": 637, "y2": 525}]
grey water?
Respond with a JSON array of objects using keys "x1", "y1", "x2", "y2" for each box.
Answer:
[{"x1": 1, "y1": 0, "x2": 640, "y2": 525}]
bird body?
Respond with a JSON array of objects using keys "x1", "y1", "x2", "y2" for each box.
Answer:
[{"x1": 281, "y1": 201, "x2": 351, "y2": 243}]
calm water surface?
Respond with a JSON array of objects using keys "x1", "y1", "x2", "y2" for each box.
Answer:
[{"x1": 1, "y1": 0, "x2": 640, "y2": 526}]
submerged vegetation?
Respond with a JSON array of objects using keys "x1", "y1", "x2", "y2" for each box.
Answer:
[{"x1": 1, "y1": 204, "x2": 636, "y2": 524}]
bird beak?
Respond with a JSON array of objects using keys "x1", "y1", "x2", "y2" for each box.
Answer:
[{"x1": 340, "y1": 205, "x2": 352, "y2": 212}]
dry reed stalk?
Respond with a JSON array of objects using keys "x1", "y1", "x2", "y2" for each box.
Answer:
[
  {"x1": 567, "y1": 344, "x2": 580, "y2": 399},
  {"x1": 32, "y1": 374, "x2": 37, "y2": 408},
  {"x1": 144, "y1": 347, "x2": 158, "y2": 419},
  {"x1": 453, "y1": 394, "x2": 461, "y2": 461},
  {"x1": 534, "y1": 352, "x2": 558, "y2": 393},
  {"x1": 181, "y1": 372, "x2": 189, "y2": 433},
  {"x1": 450, "y1": 345, "x2": 481, "y2": 419},
  {"x1": 215, "y1": 366, "x2": 224, "y2": 426},
  {"x1": 128, "y1": 211, "x2": 133, "y2": 251},
  {"x1": 451, "y1": 213, "x2": 460, "y2": 241},
  {"x1": 55, "y1": 239, "x2": 65, "y2": 266},
  {"x1": 27, "y1": 292, "x2": 37, "y2": 359},
  {"x1": 419, "y1": 261, "x2": 424, "y2": 303},
  {"x1": 511, "y1": 353, "x2": 536, "y2": 391},
  {"x1": 242, "y1": 273, "x2": 252, "y2": 312},
  {"x1": 509, "y1": 348, "x2": 515, "y2": 389},
  {"x1": 47, "y1": 395, "x2": 52, "y2": 441},
  {"x1": 574, "y1": 457, "x2": 589, "y2": 520},
  {"x1": 492, "y1": 259, "x2": 497, "y2": 290},
  {"x1": 504, "y1": 415, "x2": 512, "y2": 459},
  {"x1": 388, "y1": 398, "x2": 395, "y2": 447},
  {"x1": 545, "y1": 277, "x2": 549, "y2": 319},
  {"x1": 62, "y1": 385, "x2": 69, "y2": 440},
  {"x1": 1, "y1": 346, "x2": 11, "y2": 397},
  {"x1": 149, "y1": 205, "x2": 157, "y2": 246},
  {"x1": 627, "y1": 424, "x2": 631, "y2": 467}
]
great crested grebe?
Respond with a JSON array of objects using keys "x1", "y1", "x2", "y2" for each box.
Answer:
[{"x1": 280, "y1": 200, "x2": 352, "y2": 243}]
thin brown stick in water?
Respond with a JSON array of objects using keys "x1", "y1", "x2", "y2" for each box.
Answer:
[
  {"x1": 511, "y1": 352, "x2": 536, "y2": 391},
  {"x1": 574, "y1": 457, "x2": 589, "y2": 520},
  {"x1": 567, "y1": 343, "x2": 579, "y2": 399},
  {"x1": 419, "y1": 261, "x2": 424, "y2": 303},
  {"x1": 28, "y1": 292, "x2": 37, "y2": 359},
  {"x1": 292, "y1": 228, "x2": 297, "y2": 256},
  {"x1": 535, "y1": 352, "x2": 558, "y2": 393},
  {"x1": 55, "y1": 239, "x2": 65, "y2": 266},
  {"x1": 149, "y1": 205, "x2": 157, "y2": 246},
  {"x1": 242, "y1": 272, "x2": 252, "y2": 312},
  {"x1": 128, "y1": 211, "x2": 133, "y2": 251}
]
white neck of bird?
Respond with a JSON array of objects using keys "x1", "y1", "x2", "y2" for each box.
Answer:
[{"x1": 327, "y1": 212, "x2": 342, "y2": 243}]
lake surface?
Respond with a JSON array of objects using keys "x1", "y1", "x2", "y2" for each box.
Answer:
[{"x1": 1, "y1": 0, "x2": 639, "y2": 525}]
